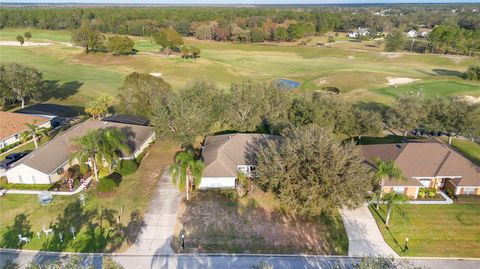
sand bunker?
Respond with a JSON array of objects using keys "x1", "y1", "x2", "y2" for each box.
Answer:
[
  {"x1": 381, "y1": 52, "x2": 403, "y2": 59},
  {"x1": 386, "y1": 77, "x2": 419, "y2": 86},
  {"x1": 149, "y1": 72, "x2": 162, "y2": 77},
  {"x1": 461, "y1": 95, "x2": 480, "y2": 104},
  {"x1": 314, "y1": 78, "x2": 328, "y2": 86},
  {"x1": 0, "y1": 41, "x2": 52, "y2": 47}
]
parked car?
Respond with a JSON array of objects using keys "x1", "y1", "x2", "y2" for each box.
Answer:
[
  {"x1": 0, "y1": 158, "x2": 14, "y2": 170},
  {"x1": 5, "y1": 152, "x2": 28, "y2": 162}
]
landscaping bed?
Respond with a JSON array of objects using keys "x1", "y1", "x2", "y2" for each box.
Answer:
[{"x1": 171, "y1": 189, "x2": 348, "y2": 255}]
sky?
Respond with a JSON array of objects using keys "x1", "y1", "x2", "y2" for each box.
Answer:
[{"x1": 1, "y1": 0, "x2": 479, "y2": 4}]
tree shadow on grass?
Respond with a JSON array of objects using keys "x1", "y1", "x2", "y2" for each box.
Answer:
[
  {"x1": 432, "y1": 69, "x2": 464, "y2": 78},
  {"x1": 370, "y1": 205, "x2": 404, "y2": 251},
  {"x1": 1, "y1": 213, "x2": 33, "y2": 249},
  {"x1": 42, "y1": 80, "x2": 83, "y2": 101}
]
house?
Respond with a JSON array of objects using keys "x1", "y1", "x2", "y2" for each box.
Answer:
[
  {"x1": 5, "y1": 119, "x2": 155, "y2": 184},
  {"x1": 406, "y1": 30, "x2": 418, "y2": 38},
  {"x1": 199, "y1": 133, "x2": 279, "y2": 189},
  {"x1": 361, "y1": 142, "x2": 480, "y2": 199},
  {"x1": 348, "y1": 28, "x2": 369, "y2": 38},
  {"x1": 14, "y1": 103, "x2": 80, "y2": 128},
  {"x1": 0, "y1": 111, "x2": 51, "y2": 150}
]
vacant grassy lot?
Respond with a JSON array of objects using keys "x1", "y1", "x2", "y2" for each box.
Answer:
[
  {"x1": 172, "y1": 190, "x2": 348, "y2": 254},
  {"x1": 370, "y1": 204, "x2": 480, "y2": 257},
  {"x1": 0, "y1": 140, "x2": 179, "y2": 252},
  {"x1": 2, "y1": 28, "x2": 479, "y2": 108}
]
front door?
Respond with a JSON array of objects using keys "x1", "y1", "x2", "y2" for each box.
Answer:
[{"x1": 420, "y1": 179, "x2": 431, "y2": 188}]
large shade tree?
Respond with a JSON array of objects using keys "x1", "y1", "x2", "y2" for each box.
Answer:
[
  {"x1": 254, "y1": 124, "x2": 376, "y2": 216},
  {"x1": 118, "y1": 72, "x2": 172, "y2": 119},
  {"x1": 0, "y1": 63, "x2": 44, "y2": 108},
  {"x1": 387, "y1": 94, "x2": 426, "y2": 137},
  {"x1": 153, "y1": 28, "x2": 184, "y2": 51},
  {"x1": 72, "y1": 21, "x2": 105, "y2": 54}
]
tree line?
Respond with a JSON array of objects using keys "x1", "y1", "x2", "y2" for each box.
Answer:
[
  {"x1": 2, "y1": 5, "x2": 479, "y2": 43},
  {"x1": 118, "y1": 72, "x2": 480, "y2": 147}
]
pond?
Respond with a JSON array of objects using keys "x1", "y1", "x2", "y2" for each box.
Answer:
[{"x1": 275, "y1": 79, "x2": 301, "y2": 89}]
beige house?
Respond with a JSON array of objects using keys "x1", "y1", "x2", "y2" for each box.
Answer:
[
  {"x1": 361, "y1": 142, "x2": 480, "y2": 199},
  {"x1": 0, "y1": 111, "x2": 51, "y2": 149},
  {"x1": 5, "y1": 119, "x2": 155, "y2": 184},
  {"x1": 200, "y1": 133, "x2": 279, "y2": 189}
]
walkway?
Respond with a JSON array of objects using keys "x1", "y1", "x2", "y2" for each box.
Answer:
[
  {"x1": 126, "y1": 168, "x2": 181, "y2": 255},
  {"x1": 408, "y1": 190, "x2": 453, "y2": 205},
  {"x1": 340, "y1": 204, "x2": 399, "y2": 257},
  {"x1": 1, "y1": 177, "x2": 92, "y2": 196},
  {"x1": 2, "y1": 249, "x2": 480, "y2": 269}
]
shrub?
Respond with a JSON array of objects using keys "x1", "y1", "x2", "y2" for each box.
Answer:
[
  {"x1": 97, "y1": 177, "x2": 118, "y2": 193},
  {"x1": 117, "y1": 160, "x2": 138, "y2": 176},
  {"x1": 428, "y1": 191, "x2": 436, "y2": 198},
  {"x1": 418, "y1": 190, "x2": 425, "y2": 198}
]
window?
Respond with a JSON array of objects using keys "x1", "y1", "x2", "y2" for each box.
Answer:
[
  {"x1": 464, "y1": 187, "x2": 476, "y2": 195},
  {"x1": 420, "y1": 179, "x2": 431, "y2": 188},
  {"x1": 393, "y1": 186, "x2": 405, "y2": 193}
]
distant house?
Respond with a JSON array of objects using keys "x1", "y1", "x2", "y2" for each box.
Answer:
[
  {"x1": 0, "y1": 111, "x2": 51, "y2": 150},
  {"x1": 406, "y1": 30, "x2": 418, "y2": 38},
  {"x1": 361, "y1": 142, "x2": 480, "y2": 199},
  {"x1": 348, "y1": 28, "x2": 369, "y2": 38},
  {"x1": 199, "y1": 133, "x2": 279, "y2": 189},
  {"x1": 5, "y1": 119, "x2": 155, "y2": 184}
]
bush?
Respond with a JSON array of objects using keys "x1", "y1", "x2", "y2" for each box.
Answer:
[
  {"x1": 418, "y1": 188, "x2": 436, "y2": 199},
  {"x1": 418, "y1": 190, "x2": 425, "y2": 198},
  {"x1": 97, "y1": 177, "x2": 118, "y2": 193},
  {"x1": 117, "y1": 160, "x2": 138, "y2": 176},
  {"x1": 428, "y1": 191, "x2": 436, "y2": 198}
]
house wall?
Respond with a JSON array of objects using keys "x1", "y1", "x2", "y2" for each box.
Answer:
[
  {"x1": 5, "y1": 164, "x2": 50, "y2": 184},
  {"x1": 132, "y1": 132, "x2": 156, "y2": 159},
  {"x1": 457, "y1": 187, "x2": 480, "y2": 196},
  {"x1": 382, "y1": 186, "x2": 418, "y2": 199},
  {"x1": 199, "y1": 177, "x2": 236, "y2": 189},
  {"x1": 0, "y1": 121, "x2": 51, "y2": 149}
]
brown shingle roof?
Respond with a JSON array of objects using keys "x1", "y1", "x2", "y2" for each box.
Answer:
[
  {"x1": 9, "y1": 119, "x2": 155, "y2": 175},
  {"x1": 0, "y1": 111, "x2": 50, "y2": 140},
  {"x1": 201, "y1": 133, "x2": 280, "y2": 178},
  {"x1": 360, "y1": 142, "x2": 480, "y2": 187}
]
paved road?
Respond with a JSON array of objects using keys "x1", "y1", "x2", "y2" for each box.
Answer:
[
  {"x1": 2, "y1": 249, "x2": 480, "y2": 269},
  {"x1": 126, "y1": 169, "x2": 181, "y2": 255},
  {"x1": 340, "y1": 204, "x2": 399, "y2": 257}
]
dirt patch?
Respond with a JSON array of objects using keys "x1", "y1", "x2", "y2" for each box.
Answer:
[
  {"x1": 381, "y1": 52, "x2": 403, "y2": 59},
  {"x1": 314, "y1": 78, "x2": 328, "y2": 86},
  {"x1": 386, "y1": 77, "x2": 419, "y2": 86},
  {"x1": 0, "y1": 41, "x2": 52, "y2": 47},
  {"x1": 73, "y1": 53, "x2": 137, "y2": 66},
  {"x1": 172, "y1": 189, "x2": 348, "y2": 254}
]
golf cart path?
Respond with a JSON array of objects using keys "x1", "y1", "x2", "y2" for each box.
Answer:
[
  {"x1": 126, "y1": 168, "x2": 181, "y2": 255},
  {"x1": 340, "y1": 204, "x2": 399, "y2": 257}
]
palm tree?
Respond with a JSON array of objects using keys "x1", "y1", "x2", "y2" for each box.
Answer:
[
  {"x1": 170, "y1": 150, "x2": 204, "y2": 200},
  {"x1": 383, "y1": 192, "x2": 408, "y2": 226},
  {"x1": 72, "y1": 128, "x2": 129, "y2": 181},
  {"x1": 24, "y1": 120, "x2": 48, "y2": 149},
  {"x1": 98, "y1": 128, "x2": 130, "y2": 172},
  {"x1": 84, "y1": 95, "x2": 113, "y2": 119},
  {"x1": 372, "y1": 157, "x2": 405, "y2": 210}
]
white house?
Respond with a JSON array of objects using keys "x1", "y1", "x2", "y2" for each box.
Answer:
[
  {"x1": 5, "y1": 119, "x2": 155, "y2": 184},
  {"x1": 348, "y1": 28, "x2": 369, "y2": 38},
  {"x1": 0, "y1": 111, "x2": 51, "y2": 150},
  {"x1": 199, "y1": 133, "x2": 279, "y2": 189},
  {"x1": 406, "y1": 29, "x2": 418, "y2": 38}
]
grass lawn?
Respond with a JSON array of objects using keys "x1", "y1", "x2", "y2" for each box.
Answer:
[
  {"x1": 0, "y1": 136, "x2": 50, "y2": 160},
  {"x1": 441, "y1": 138, "x2": 480, "y2": 166},
  {"x1": 172, "y1": 189, "x2": 348, "y2": 254},
  {"x1": 0, "y1": 140, "x2": 179, "y2": 252},
  {"x1": 2, "y1": 28, "x2": 480, "y2": 107},
  {"x1": 369, "y1": 204, "x2": 480, "y2": 257},
  {"x1": 374, "y1": 80, "x2": 480, "y2": 99}
]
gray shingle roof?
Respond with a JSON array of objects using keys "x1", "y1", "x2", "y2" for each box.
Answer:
[{"x1": 9, "y1": 119, "x2": 155, "y2": 175}]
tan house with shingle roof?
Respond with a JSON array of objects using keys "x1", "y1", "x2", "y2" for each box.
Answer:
[
  {"x1": 0, "y1": 111, "x2": 51, "y2": 149},
  {"x1": 5, "y1": 119, "x2": 155, "y2": 184},
  {"x1": 200, "y1": 133, "x2": 279, "y2": 189},
  {"x1": 361, "y1": 142, "x2": 480, "y2": 199}
]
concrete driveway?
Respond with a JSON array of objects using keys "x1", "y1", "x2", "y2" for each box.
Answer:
[
  {"x1": 340, "y1": 204, "x2": 399, "y2": 257},
  {"x1": 126, "y1": 168, "x2": 181, "y2": 255}
]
